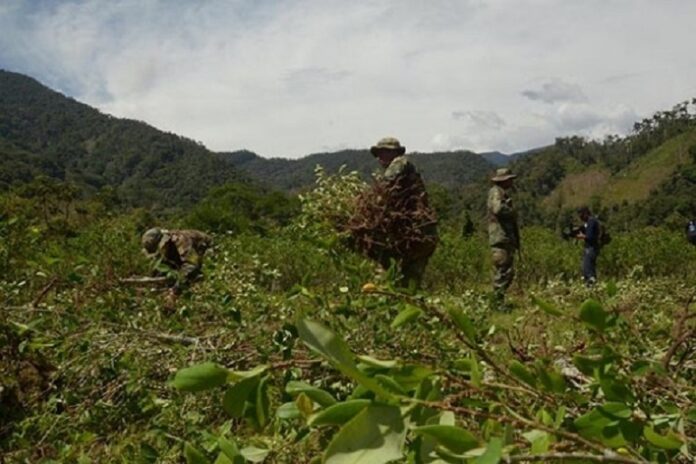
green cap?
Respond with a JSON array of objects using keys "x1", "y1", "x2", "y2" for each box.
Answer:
[
  {"x1": 141, "y1": 227, "x2": 163, "y2": 254},
  {"x1": 370, "y1": 137, "x2": 406, "y2": 156}
]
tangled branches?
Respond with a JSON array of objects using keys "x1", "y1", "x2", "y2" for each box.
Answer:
[{"x1": 342, "y1": 176, "x2": 438, "y2": 267}]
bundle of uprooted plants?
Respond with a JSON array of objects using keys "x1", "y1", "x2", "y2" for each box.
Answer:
[{"x1": 341, "y1": 179, "x2": 438, "y2": 264}]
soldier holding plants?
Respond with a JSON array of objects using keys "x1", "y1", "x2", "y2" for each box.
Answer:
[
  {"x1": 487, "y1": 168, "x2": 520, "y2": 311},
  {"x1": 346, "y1": 137, "x2": 438, "y2": 288}
]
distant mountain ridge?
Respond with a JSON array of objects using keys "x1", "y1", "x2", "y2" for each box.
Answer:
[{"x1": 223, "y1": 148, "x2": 513, "y2": 191}]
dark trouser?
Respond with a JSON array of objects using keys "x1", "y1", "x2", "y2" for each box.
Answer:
[
  {"x1": 491, "y1": 245, "x2": 515, "y2": 297},
  {"x1": 400, "y1": 255, "x2": 431, "y2": 289},
  {"x1": 378, "y1": 237, "x2": 437, "y2": 289},
  {"x1": 582, "y1": 246, "x2": 598, "y2": 286}
]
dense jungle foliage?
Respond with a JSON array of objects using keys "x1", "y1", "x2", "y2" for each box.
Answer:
[{"x1": 1, "y1": 166, "x2": 694, "y2": 463}]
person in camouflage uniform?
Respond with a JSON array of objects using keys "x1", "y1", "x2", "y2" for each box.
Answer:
[
  {"x1": 487, "y1": 168, "x2": 520, "y2": 310},
  {"x1": 369, "y1": 137, "x2": 438, "y2": 287},
  {"x1": 141, "y1": 228, "x2": 212, "y2": 294}
]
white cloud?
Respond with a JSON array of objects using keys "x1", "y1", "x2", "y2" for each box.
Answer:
[
  {"x1": 452, "y1": 110, "x2": 506, "y2": 130},
  {"x1": 1, "y1": 0, "x2": 696, "y2": 157},
  {"x1": 522, "y1": 79, "x2": 588, "y2": 104}
]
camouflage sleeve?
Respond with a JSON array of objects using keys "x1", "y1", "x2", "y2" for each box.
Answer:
[
  {"x1": 488, "y1": 187, "x2": 514, "y2": 217},
  {"x1": 171, "y1": 234, "x2": 202, "y2": 286},
  {"x1": 383, "y1": 157, "x2": 411, "y2": 181}
]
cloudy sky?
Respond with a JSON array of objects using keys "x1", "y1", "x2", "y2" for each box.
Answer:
[{"x1": 2, "y1": 0, "x2": 695, "y2": 158}]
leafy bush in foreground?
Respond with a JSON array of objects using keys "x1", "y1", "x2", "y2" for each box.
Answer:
[{"x1": 173, "y1": 286, "x2": 694, "y2": 463}]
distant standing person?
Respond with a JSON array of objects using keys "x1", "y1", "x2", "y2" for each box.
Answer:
[
  {"x1": 141, "y1": 228, "x2": 212, "y2": 294},
  {"x1": 487, "y1": 168, "x2": 520, "y2": 311},
  {"x1": 575, "y1": 207, "x2": 600, "y2": 286},
  {"x1": 687, "y1": 219, "x2": 696, "y2": 245}
]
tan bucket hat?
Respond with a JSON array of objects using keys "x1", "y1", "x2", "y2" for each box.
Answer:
[
  {"x1": 370, "y1": 137, "x2": 406, "y2": 156},
  {"x1": 491, "y1": 168, "x2": 517, "y2": 182}
]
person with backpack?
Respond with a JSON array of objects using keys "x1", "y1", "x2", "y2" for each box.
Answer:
[
  {"x1": 687, "y1": 219, "x2": 696, "y2": 245},
  {"x1": 574, "y1": 206, "x2": 602, "y2": 286}
]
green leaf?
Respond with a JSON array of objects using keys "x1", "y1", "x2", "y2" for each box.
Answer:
[
  {"x1": 447, "y1": 307, "x2": 477, "y2": 342},
  {"x1": 522, "y1": 430, "x2": 552, "y2": 454},
  {"x1": 605, "y1": 280, "x2": 618, "y2": 297},
  {"x1": 214, "y1": 454, "x2": 232, "y2": 464},
  {"x1": 574, "y1": 409, "x2": 615, "y2": 441},
  {"x1": 475, "y1": 437, "x2": 502, "y2": 464},
  {"x1": 223, "y1": 376, "x2": 259, "y2": 418},
  {"x1": 535, "y1": 363, "x2": 566, "y2": 394},
  {"x1": 228, "y1": 365, "x2": 268, "y2": 382},
  {"x1": 218, "y1": 437, "x2": 244, "y2": 464},
  {"x1": 412, "y1": 425, "x2": 479, "y2": 454},
  {"x1": 599, "y1": 403, "x2": 632, "y2": 420},
  {"x1": 509, "y1": 361, "x2": 536, "y2": 388},
  {"x1": 184, "y1": 443, "x2": 211, "y2": 464},
  {"x1": 277, "y1": 401, "x2": 301, "y2": 420},
  {"x1": 375, "y1": 374, "x2": 408, "y2": 395},
  {"x1": 390, "y1": 365, "x2": 434, "y2": 391},
  {"x1": 172, "y1": 362, "x2": 229, "y2": 392},
  {"x1": 286, "y1": 381, "x2": 337, "y2": 407},
  {"x1": 599, "y1": 377, "x2": 634, "y2": 403},
  {"x1": 255, "y1": 375, "x2": 270, "y2": 428},
  {"x1": 453, "y1": 357, "x2": 481, "y2": 387},
  {"x1": 643, "y1": 426, "x2": 682, "y2": 450},
  {"x1": 579, "y1": 299, "x2": 608, "y2": 332},
  {"x1": 296, "y1": 319, "x2": 394, "y2": 400},
  {"x1": 531, "y1": 295, "x2": 563, "y2": 316},
  {"x1": 391, "y1": 304, "x2": 423, "y2": 328},
  {"x1": 309, "y1": 400, "x2": 372, "y2": 426},
  {"x1": 324, "y1": 404, "x2": 406, "y2": 464},
  {"x1": 240, "y1": 446, "x2": 269, "y2": 463},
  {"x1": 295, "y1": 393, "x2": 314, "y2": 418},
  {"x1": 356, "y1": 355, "x2": 399, "y2": 369}
]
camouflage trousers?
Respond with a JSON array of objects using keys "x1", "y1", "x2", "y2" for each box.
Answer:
[
  {"x1": 491, "y1": 245, "x2": 515, "y2": 296},
  {"x1": 377, "y1": 236, "x2": 437, "y2": 289}
]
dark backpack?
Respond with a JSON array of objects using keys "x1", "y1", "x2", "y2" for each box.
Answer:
[{"x1": 687, "y1": 220, "x2": 696, "y2": 245}]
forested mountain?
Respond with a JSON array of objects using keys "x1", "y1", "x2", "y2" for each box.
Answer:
[
  {"x1": 224, "y1": 148, "x2": 497, "y2": 191},
  {"x1": 458, "y1": 99, "x2": 696, "y2": 230},
  {"x1": 0, "y1": 70, "x2": 244, "y2": 208}
]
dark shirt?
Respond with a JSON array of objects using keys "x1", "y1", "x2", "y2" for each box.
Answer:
[
  {"x1": 687, "y1": 220, "x2": 696, "y2": 235},
  {"x1": 583, "y1": 216, "x2": 600, "y2": 248}
]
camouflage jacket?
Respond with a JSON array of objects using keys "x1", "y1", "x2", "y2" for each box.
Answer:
[
  {"x1": 487, "y1": 185, "x2": 519, "y2": 248},
  {"x1": 156, "y1": 230, "x2": 212, "y2": 281},
  {"x1": 381, "y1": 157, "x2": 430, "y2": 209}
]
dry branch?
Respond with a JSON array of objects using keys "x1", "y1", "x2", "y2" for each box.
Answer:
[
  {"x1": 503, "y1": 453, "x2": 643, "y2": 463},
  {"x1": 118, "y1": 276, "x2": 168, "y2": 287},
  {"x1": 342, "y1": 179, "x2": 437, "y2": 265}
]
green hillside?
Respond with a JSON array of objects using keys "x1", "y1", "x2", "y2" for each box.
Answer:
[
  {"x1": 603, "y1": 129, "x2": 696, "y2": 205},
  {"x1": 541, "y1": 128, "x2": 696, "y2": 211},
  {"x1": 0, "y1": 70, "x2": 244, "y2": 209}
]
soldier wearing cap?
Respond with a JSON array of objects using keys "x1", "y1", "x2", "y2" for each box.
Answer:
[
  {"x1": 369, "y1": 137, "x2": 438, "y2": 287},
  {"x1": 487, "y1": 168, "x2": 520, "y2": 310},
  {"x1": 141, "y1": 228, "x2": 212, "y2": 293}
]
